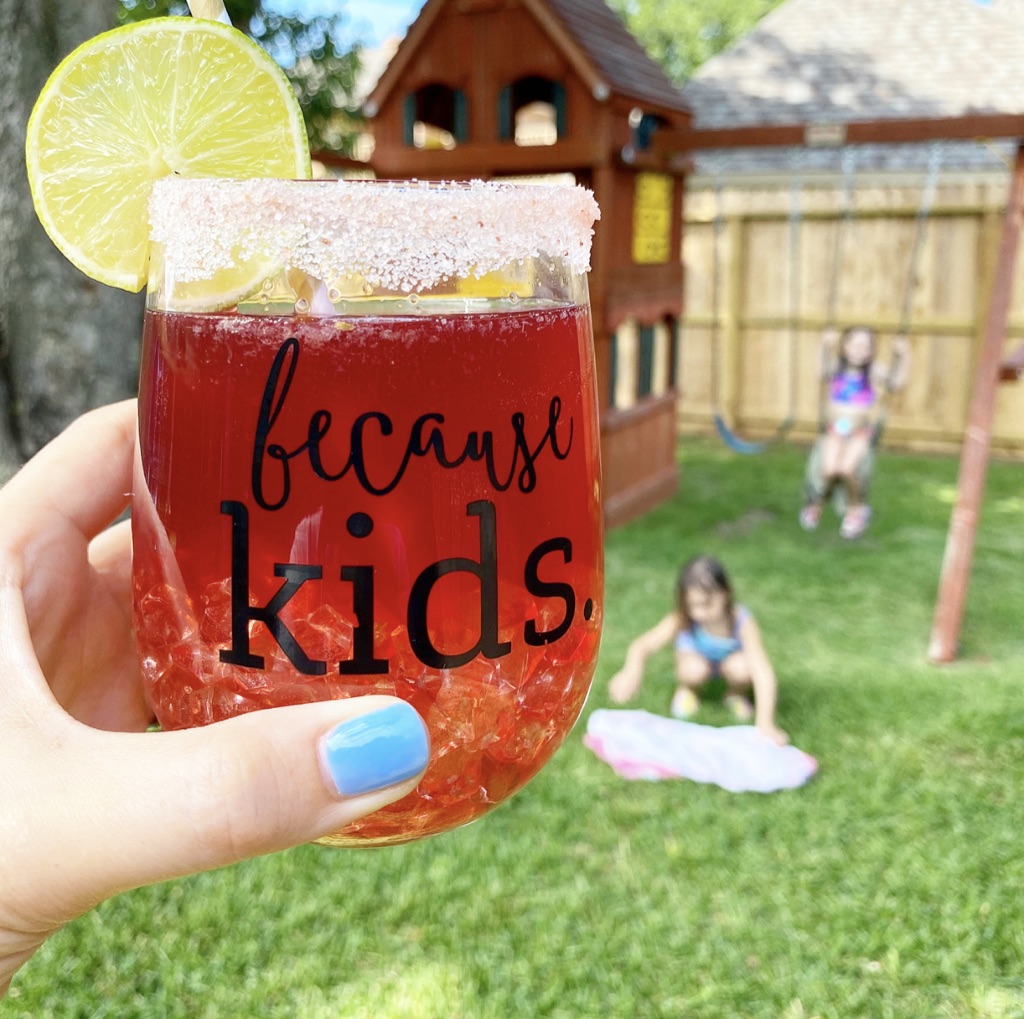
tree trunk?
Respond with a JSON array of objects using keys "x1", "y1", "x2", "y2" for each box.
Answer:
[{"x1": 0, "y1": 0, "x2": 143, "y2": 483}]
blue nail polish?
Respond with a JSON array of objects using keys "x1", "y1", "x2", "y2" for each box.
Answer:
[{"x1": 321, "y1": 702, "x2": 429, "y2": 797}]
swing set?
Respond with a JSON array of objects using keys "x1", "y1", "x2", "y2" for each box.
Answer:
[
  {"x1": 708, "y1": 143, "x2": 942, "y2": 460},
  {"x1": 653, "y1": 112, "x2": 1024, "y2": 662}
]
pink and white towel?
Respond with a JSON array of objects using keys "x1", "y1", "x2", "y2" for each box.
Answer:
[{"x1": 584, "y1": 709, "x2": 818, "y2": 792}]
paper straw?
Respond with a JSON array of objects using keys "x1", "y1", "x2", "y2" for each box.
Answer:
[{"x1": 186, "y1": 0, "x2": 232, "y2": 25}]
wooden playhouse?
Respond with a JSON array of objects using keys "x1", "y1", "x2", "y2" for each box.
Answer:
[{"x1": 361, "y1": 0, "x2": 692, "y2": 527}]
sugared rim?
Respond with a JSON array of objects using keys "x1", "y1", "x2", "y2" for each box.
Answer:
[{"x1": 149, "y1": 177, "x2": 601, "y2": 294}]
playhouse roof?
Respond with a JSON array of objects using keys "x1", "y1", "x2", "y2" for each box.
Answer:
[
  {"x1": 542, "y1": 0, "x2": 690, "y2": 112},
  {"x1": 366, "y1": 0, "x2": 690, "y2": 118},
  {"x1": 681, "y1": 0, "x2": 1024, "y2": 177}
]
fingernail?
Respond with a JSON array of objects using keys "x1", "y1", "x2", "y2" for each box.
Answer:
[{"x1": 320, "y1": 702, "x2": 429, "y2": 797}]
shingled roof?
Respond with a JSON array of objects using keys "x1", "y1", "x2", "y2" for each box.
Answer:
[
  {"x1": 366, "y1": 0, "x2": 689, "y2": 118},
  {"x1": 682, "y1": 0, "x2": 1024, "y2": 176},
  {"x1": 543, "y1": 0, "x2": 689, "y2": 113}
]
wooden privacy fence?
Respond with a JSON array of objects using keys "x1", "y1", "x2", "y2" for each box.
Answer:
[{"x1": 675, "y1": 178, "x2": 1024, "y2": 457}]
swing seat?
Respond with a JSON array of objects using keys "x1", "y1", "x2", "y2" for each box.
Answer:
[
  {"x1": 802, "y1": 432, "x2": 877, "y2": 516},
  {"x1": 714, "y1": 413, "x2": 767, "y2": 455},
  {"x1": 714, "y1": 413, "x2": 796, "y2": 456}
]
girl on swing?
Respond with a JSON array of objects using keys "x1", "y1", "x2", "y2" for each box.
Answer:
[{"x1": 799, "y1": 324, "x2": 910, "y2": 539}]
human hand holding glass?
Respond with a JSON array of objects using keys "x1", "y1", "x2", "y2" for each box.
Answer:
[
  {"x1": 5, "y1": 4, "x2": 605, "y2": 994},
  {"x1": 0, "y1": 401, "x2": 429, "y2": 995},
  {"x1": 20, "y1": 1, "x2": 602, "y2": 915}
]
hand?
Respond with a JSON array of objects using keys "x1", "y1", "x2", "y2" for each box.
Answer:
[
  {"x1": 757, "y1": 722, "x2": 790, "y2": 746},
  {"x1": 821, "y1": 327, "x2": 841, "y2": 349},
  {"x1": 608, "y1": 666, "x2": 640, "y2": 704},
  {"x1": 0, "y1": 402, "x2": 429, "y2": 994},
  {"x1": 892, "y1": 334, "x2": 910, "y2": 359}
]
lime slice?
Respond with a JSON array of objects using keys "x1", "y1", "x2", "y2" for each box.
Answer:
[
  {"x1": 25, "y1": 17, "x2": 311, "y2": 295},
  {"x1": 146, "y1": 238, "x2": 282, "y2": 312}
]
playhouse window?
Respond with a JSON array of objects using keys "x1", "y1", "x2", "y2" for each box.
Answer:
[
  {"x1": 612, "y1": 319, "x2": 674, "y2": 409},
  {"x1": 403, "y1": 85, "x2": 468, "y2": 149},
  {"x1": 498, "y1": 76, "x2": 566, "y2": 145},
  {"x1": 637, "y1": 326, "x2": 655, "y2": 399}
]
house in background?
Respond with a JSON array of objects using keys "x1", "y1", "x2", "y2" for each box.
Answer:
[{"x1": 684, "y1": 0, "x2": 1024, "y2": 178}]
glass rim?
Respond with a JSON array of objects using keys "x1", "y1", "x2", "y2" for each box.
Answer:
[{"x1": 148, "y1": 176, "x2": 600, "y2": 295}]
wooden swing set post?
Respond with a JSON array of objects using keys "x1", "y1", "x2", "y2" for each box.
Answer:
[{"x1": 927, "y1": 141, "x2": 1024, "y2": 663}]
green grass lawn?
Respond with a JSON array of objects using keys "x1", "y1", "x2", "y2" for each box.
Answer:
[{"x1": 7, "y1": 439, "x2": 1024, "y2": 1018}]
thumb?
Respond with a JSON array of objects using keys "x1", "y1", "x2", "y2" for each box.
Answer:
[{"x1": 24, "y1": 697, "x2": 429, "y2": 922}]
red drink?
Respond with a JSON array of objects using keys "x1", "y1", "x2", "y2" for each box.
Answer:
[
  {"x1": 135, "y1": 177, "x2": 602, "y2": 845},
  {"x1": 134, "y1": 304, "x2": 602, "y2": 843}
]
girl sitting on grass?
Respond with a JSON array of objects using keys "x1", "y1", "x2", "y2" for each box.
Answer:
[{"x1": 608, "y1": 555, "x2": 788, "y2": 746}]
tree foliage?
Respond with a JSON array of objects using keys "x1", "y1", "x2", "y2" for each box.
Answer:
[
  {"x1": 117, "y1": 0, "x2": 365, "y2": 155},
  {"x1": 609, "y1": 0, "x2": 784, "y2": 83}
]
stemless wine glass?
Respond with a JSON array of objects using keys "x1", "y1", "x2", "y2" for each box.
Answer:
[{"x1": 132, "y1": 178, "x2": 603, "y2": 846}]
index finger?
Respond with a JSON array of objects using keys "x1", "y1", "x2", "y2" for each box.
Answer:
[{"x1": 0, "y1": 401, "x2": 137, "y2": 555}]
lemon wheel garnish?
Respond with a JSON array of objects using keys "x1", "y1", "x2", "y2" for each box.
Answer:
[{"x1": 25, "y1": 17, "x2": 311, "y2": 295}]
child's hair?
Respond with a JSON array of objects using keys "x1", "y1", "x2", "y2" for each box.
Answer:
[
  {"x1": 836, "y1": 325, "x2": 877, "y2": 382},
  {"x1": 675, "y1": 555, "x2": 735, "y2": 630}
]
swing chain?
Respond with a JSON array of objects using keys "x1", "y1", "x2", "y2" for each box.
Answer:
[
  {"x1": 899, "y1": 140, "x2": 943, "y2": 336},
  {"x1": 709, "y1": 178, "x2": 725, "y2": 412}
]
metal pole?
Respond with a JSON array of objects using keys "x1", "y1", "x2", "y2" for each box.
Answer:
[{"x1": 928, "y1": 141, "x2": 1024, "y2": 662}]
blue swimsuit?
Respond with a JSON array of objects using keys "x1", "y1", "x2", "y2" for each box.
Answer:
[
  {"x1": 674, "y1": 606, "x2": 750, "y2": 665},
  {"x1": 829, "y1": 369, "x2": 876, "y2": 437}
]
